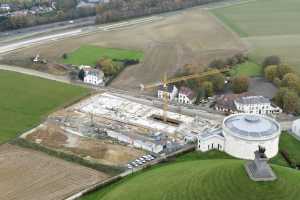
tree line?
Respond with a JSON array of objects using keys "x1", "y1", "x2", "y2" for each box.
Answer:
[{"x1": 95, "y1": 0, "x2": 224, "y2": 24}]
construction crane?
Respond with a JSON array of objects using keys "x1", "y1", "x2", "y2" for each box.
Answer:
[{"x1": 140, "y1": 69, "x2": 228, "y2": 122}]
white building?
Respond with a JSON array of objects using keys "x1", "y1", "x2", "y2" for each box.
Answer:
[
  {"x1": 0, "y1": 4, "x2": 11, "y2": 11},
  {"x1": 197, "y1": 128, "x2": 224, "y2": 152},
  {"x1": 234, "y1": 96, "x2": 282, "y2": 115},
  {"x1": 157, "y1": 85, "x2": 178, "y2": 101},
  {"x1": 178, "y1": 86, "x2": 196, "y2": 104},
  {"x1": 83, "y1": 68, "x2": 104, "y2": 86},
  {"x1": 292, "y1": 119, "x2": 300, "y2": 137},
  {"x1": 197, "y1": 113, "x2": 281, "y2": 160}
]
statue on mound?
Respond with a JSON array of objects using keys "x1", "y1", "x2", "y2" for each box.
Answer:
[{"x1": 245, "y1": 145, "x2": 277, "y2": 181}]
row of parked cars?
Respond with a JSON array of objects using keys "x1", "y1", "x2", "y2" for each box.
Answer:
[{"x1": 127, "y1": 155, "x2": 156, "y2": 169}]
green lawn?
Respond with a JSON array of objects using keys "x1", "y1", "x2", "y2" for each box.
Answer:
[
  {"x1": 81, "y1": 134, "x2": 300, "y2": 200},
  {"x1": 81, "y1": 158, "x2": 300, "y2": 200},
  {"x1": 211, "y1": 0, "x2": 300, "y2": 72},
  {"x1": 230, "y1": 61, "x2": 262, "y2": 77},
  {"x1": 0, "y1": 70, "x2": 89, "y2": 143},
  {"x1": 212, "y1": 0, "x2": 300, "y2": 37},
  {"x1": 63, "y1": 45, "x2": 144, "y2": 67}
]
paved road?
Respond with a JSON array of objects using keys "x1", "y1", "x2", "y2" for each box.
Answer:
[
  {"x1": 0, "y1": 16, "x2": 162, "y2": 55},
  {"x1": 0, "y1": 64, "x2": 70, "y2": 83}
]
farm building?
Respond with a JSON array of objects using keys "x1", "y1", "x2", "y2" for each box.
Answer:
[
  {"x1": 215, "y1": 94, "x2": 281, "y2": 116},
  {"x1": 178, "y1": 87, "x2": 196, "y2": 104},
  {"x1": 292, "y1": 119, "x2": 300, "y2": 137},
  {"x1": 83, "y1": 68, "x2": 104, "y2": 86},
  {"x1": 157, "y1": 85, "x2": 178, "y2": 101},
  {"x1": 235, "y1": 96, "x2": 282, "y2": 115},
  {"x1": 197, "y1": 113, "x2": 281, "y2": 160}
]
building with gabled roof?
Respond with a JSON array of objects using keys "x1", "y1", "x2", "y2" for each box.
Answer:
[
  {"x1": 157, "y1": 85, "x2": 178, "y2": 101},
  {"x1": 178, "y1": 86, "x2": 196, "y2": 104},
  {"x1": 234, "y1": 96, "x2": 282, "y2": 115},
  {"x1": 83, "y1": 68, "x2": 104, "y2": 86}
]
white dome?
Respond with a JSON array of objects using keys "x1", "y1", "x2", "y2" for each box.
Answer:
[{"x1": 223, "y1": 114, "x2": 280, "y2": 141}]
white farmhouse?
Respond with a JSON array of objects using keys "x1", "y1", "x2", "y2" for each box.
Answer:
[
  {"x1": 234, "y1": 96, "x2": 282, "y2": 115},
  {"x1": 0, "y1": 4, "x2": 11, "y2": 11},
  {"x1": 178, "y1": 87, "x2": 196, "y2": 104},
  {"x1": 83, "y1": 68, "x2": 104, "y2": 86},
  {"x1": 157, "y1": 85, "x2": 178, "y2": 101}
]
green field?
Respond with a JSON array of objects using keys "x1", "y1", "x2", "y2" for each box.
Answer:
[
  {"x1": 230, "y1": 61, "x2": 262, "y2": 77},
  {"x1": 212, "y1": 0, "x2": 300, "y2": 73},
  {"x1": 81, "y1": 157, "x2": 300, "y2": 200},
  {"x1": 0, "y1": 70, "x2": 89, "y2": 143},
  {"x1": 63, "y1": 45, "x2": 144, "y2": 67}
]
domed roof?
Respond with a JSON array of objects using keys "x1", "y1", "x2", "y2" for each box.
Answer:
[{"x1": 223, "y1": 114, "x2": 280, "y2": 140}]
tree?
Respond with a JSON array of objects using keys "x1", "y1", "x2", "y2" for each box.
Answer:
[
  {"x1": 282, "y1": 73, "x2": 300, "y2": 91},
  {"x1": 234, "y1": 53, "x2": 247, "y2": 64},
  {"x1": 283, "y1": 90, "x2": 299, "y2": 113},
  {"x1": 262, "y1": 56, "x2": 281, "y2": 68},
  {"x1": 264, "y1": 65, "x2": 278, "y2": 82},
  {"x1": 62, "y1": 53, "x2": 68, "y2": 59},
  {"x1": 78, "y1": 69, "x2": 85, "y2": 81},
  {"x1": 208, "y1": 59, "x2": 226, "y2": 69},
  {"x1": 208, "y1": 72, "x2": 225, "y2": 92},
  {"x1": 273, "y1": 87, "x2": 289, "y2": 108},
  {"x1": 56, "y1": 0, "x2": 77, "y2": 11},
  {"x1": 273, "y1": 77, "x2": 282, "y2": 87},
  {"x1": 97, "y1": 58, "x2": 119, "y2": 76},
  {"x1": 195, "y1": 87, "x2": 205, "y2": 104},
  {"x1": 231, "y1": 76, "x2": 249, "y2": 93},
  {"x1": 277, "y1": 65, "x2": 292, "y2": 79},
  {"x1": 202, "y1": 81, "x2": 214, "y2": 97}
]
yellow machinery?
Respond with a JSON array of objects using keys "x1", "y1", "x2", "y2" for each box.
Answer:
[{"x1": 140, "y1": 69, "x2": 228, "y2": 122}]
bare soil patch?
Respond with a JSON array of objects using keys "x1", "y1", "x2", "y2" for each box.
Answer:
[
  {"x1": 25, "y1": 122, "x2": 144, "y2": 166},
  {"x1": 0, "y1": 144, "x2": 109, "y2": 200},
  {"x1": 0, "y1": 8, "x2": 246, "y2": 90}
]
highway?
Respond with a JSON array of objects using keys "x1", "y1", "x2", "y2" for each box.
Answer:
[{"x1": 0, "y1": 16, "x2": 163, "y2": 55}]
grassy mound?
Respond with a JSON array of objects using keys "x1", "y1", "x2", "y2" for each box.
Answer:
[
  {"x1": 63, "y1": 45, "x2": 144, "y2": 67},
  {"x1": 82, "y1": 158, "x2": 300, "y2": 200},
  {"x1": 0, "y1": 70, "x2": 89, "y2": 143}
]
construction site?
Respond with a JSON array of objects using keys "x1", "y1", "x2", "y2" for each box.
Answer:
[{"x1": 23, "y1": 91, "x2": 220, "y2": 168}]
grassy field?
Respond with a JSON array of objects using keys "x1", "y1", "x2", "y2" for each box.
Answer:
[
  {"x1": 230, "y1": 61, "x2": 262, "y2": 77},
  {"x1": 81, "y1": 157, "x2": 300, "y2": 200},
  {"x1": 275, "y1": 133, "x2": 300, "y2": 165},
  {"x1": 63, "y1": 45, "x2": 144, "y2": 67},
  {"x1": 0, "y1": 70, "x2": 89, "y2": 143},
  {"x1": 212, "y1": 0, "x2": 300, "y2": 37},
  {"x1": 211, "y1": 0, "x2": 300, "y2": 72}
]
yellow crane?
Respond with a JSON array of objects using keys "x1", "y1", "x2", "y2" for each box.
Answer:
[{"x1": 140, "y1": 69, "x2": 228, "y2": 122}]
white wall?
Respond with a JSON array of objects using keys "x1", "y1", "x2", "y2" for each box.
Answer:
[
  {"x1": 197, "y1": 136, "x2": 225, "y2": 152},
  {"x1": 292, "y1": 120, "x2": 300, "y2": 136},
  {"x1": 223, "y1": 131, "x2": 280, "y2": 160}
]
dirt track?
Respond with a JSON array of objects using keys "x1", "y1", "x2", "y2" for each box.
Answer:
[
  {"x1": 0, "y1": 8, "x2": 246, "y2": 90},
  {"x1": 0, "y1": 144, "x2": 109, "y2": 200}
]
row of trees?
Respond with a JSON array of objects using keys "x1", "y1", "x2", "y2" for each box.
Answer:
[
  {"x1": 0, "y1": 0, "x2": 96, "y2": 31},
  {"x1": 208, "y1": 53, "x2": 248, "y2": 69},
  {"x1": 263, "y1": 56, "x2": 300, "y2": 114},
  {"x1": 95, "y1": 0, "x2": 224, "y2": 24}
]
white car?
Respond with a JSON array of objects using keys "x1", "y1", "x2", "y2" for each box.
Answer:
[
  {"x1": 131, "y1": 162, "x2": 138, "y2": 167},
  {"x1": 127, "y1": 164, "x2": 133, "y2": 169}
]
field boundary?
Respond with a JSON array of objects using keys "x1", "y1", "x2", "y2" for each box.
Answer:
[
  {"x1": 10, "y1": 138, "x2": 124, "y2": 176},
  {"x1": 65, "y1": 145, "x2": 195, "y2": 200}
]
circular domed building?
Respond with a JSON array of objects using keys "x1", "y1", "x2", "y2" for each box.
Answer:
[{"x1": 223, "y1": 114, "x2": 281, "y2": 160}]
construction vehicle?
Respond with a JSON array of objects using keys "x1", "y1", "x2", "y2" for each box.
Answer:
[{"x1": 140, "y1": 69, "x2": 228, "y2": 122}]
